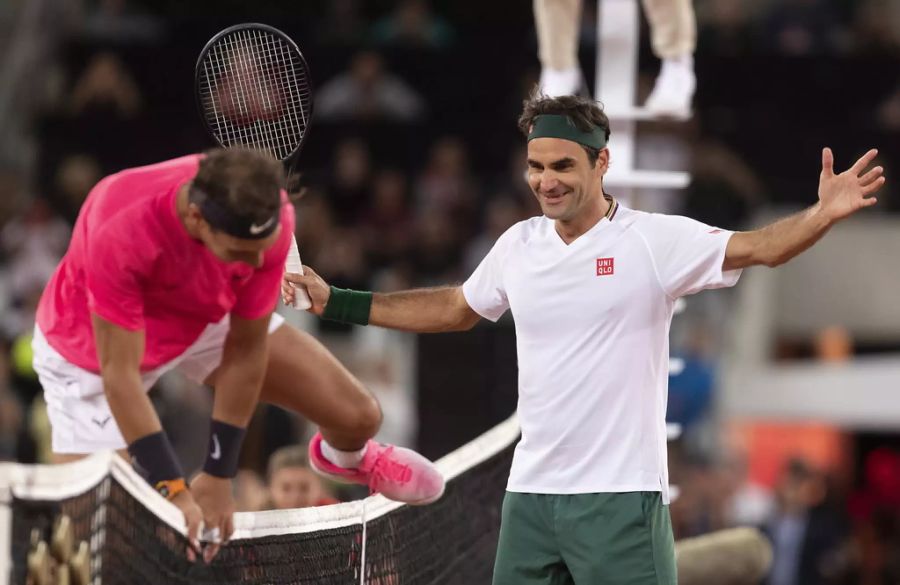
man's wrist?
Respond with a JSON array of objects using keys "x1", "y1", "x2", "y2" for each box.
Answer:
[
  {"x1": 154, "y1": 478, "x2": 187, "y2": 501},
  {"x1": 321, "y1": 286, "x2": 373, "y2": 325},
  {"x1": 202, "y1": 419, "x2": 246, "y2": 478},
  {"x1": 127, "y1": 431, "x2": 185, "y2": 488},
  {"x1": 810, "y1": 202, "x2": 836, "y2": 228}
]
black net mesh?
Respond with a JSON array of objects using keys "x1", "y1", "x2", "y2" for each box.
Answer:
[
  {"x1": 7, "y1": 426, "x2": 515, "y2": 585},
  {"x1": 9, "y1": 479, "x2": 106, "y2": 585}
]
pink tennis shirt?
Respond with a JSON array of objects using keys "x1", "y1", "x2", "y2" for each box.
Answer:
[{"x1": 36, "y1": 154, "x2": 295, "y2": 373}]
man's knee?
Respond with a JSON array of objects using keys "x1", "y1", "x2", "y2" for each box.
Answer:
[{"x1": 350, "y1": 391, "x2": 383, "y2": 438}]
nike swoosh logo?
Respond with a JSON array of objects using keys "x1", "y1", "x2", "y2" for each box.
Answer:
[
  {"x1": 211, "y1": 434, "x2": 222, "y2": 460},
  {"x1": 92, "y1": 416, "x2": 111, "y2": 428},
  {"x1": 249, "y1": 216, "x2": 276, "y2": 235}
]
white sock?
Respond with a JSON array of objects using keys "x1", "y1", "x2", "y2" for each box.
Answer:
[
  {"x1": 540, "y1": 67, "x2": 581, "y2": 97},
  {"x1": 662, "y1": 54, "x2": 694, "y2": 75},
  {"x1": 320, "y1": 440, "x2": 367, "y2": 469}
]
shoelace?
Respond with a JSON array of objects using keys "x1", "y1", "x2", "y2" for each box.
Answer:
[{"x1": 365, "y1": 446, "x2": 413, "y2": 493}]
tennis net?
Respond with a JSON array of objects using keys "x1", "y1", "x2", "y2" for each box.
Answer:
[{"x1": 0, "y1": 414, "x2": 518, "y2": 585}]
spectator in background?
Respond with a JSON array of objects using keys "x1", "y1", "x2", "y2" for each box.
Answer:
[
  {"x1": 408, "y1": 209, "x2": 462, "y2": 286},
  {"x1": 850, "y1": 0, "x2": 900, "y2": 55},
  {"x1": 0, "y1": 167, "x2": 27, "y2": 235},
  {"x1": 315, "y1": 0, "x2": 366, "y2": 46},
  {"x1": 696, "y1": 0, "x2": 755, "y2": 57},
  {"x1": 1, "y1": 199, "x2": 70, "y2": 303},
  {"x1": 670, "y1": 454, "x2": 728, "y2": 538},
  {"x1": 760, "y1": 0, "x2": 843, "y2": 56},
  {"x1": 233, "y1": 469, "x2": 269, "y2": 512},
  {"x1": 0, "y1": 385, "x2": 24, "y2": 461},
  {"x1": 69, "y1": 52, "x2": 142, "y2": 119},
  {"x1": 52, "y1": 154, "x2": 102, "y2": 223},
  {"x1": 315, "y1": 228, "x2": 369, "y2": 292},
  {"x1": 80, "y1": 0, "x2": 165, "y2": 44},
  {"x1": 721, "y1": 450, "x2": 775, "y2": 529},
  {"x1": 360, "y1": 169, "x2": 414, "y2": 270},
  {"x1": 838, "y1": 448, "x2": 900, "y2": 585},
  {"x1": 814, "y1": 325, "x2": 853, "y2": 363},
  {"x1": 414, "y1": 137, "x2": 477, "y2": 229},
  {"x1": 294, "y1": 187, "x2": 336, "y2": 274},
  {"x1": 315, "y1": 51, "x2": 426, "y2": 122},
  {"x1": 267, "y1": 445, "x2": 338, "y2": 510},
  {"x1": 765, "y1": 458, "x2": 846, "y2": 585},
  {"x1": 666, "y1": 324, "x2": 715, "y2": 432},
  {"x1": 328, "y1": 138, "x2": 372, "y2": 226},
  {"x1": 370, "y1": 0, "x2": 456, "y2": 49}
]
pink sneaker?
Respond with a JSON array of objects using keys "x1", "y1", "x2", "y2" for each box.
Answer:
[{"x1": 308, "y1": 433, "x2": 445, "y2": 505}]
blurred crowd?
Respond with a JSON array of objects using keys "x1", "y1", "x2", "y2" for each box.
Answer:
[{"x1": 0, "y1": 1, "x2": 899, "y2": 584}]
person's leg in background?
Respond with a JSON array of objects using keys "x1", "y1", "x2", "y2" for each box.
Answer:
[
  {"x1": 535, "y1": 0, "x2": 584, "y2": 97},
  {"x1": 641, "y1": 0, "x2": 697, "y2": 116}
]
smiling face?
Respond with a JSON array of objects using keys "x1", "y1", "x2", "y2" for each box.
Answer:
[{"x1": 526, "y1": 137, "x2": 608, "y2": 225}]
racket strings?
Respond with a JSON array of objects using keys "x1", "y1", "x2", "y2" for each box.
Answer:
[{"x1": 199, "y1": 28, "x2": 310, "y2": 160}]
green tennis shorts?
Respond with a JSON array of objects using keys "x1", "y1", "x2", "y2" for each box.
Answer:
[{"x1": 492, "y1": 491, "x2": 677, "y2": 585}]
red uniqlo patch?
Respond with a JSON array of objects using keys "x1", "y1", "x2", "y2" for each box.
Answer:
[{"x1": 596, "y1": 257, "x2": 614, "y2": 276}]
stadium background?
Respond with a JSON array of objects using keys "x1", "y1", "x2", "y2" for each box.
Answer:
[{"x1": 0, "y1": 0, "x2": 899, "y2": 583}]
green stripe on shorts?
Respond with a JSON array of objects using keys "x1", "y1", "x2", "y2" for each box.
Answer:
[{"x1": 492, "y1": 491, "x2": 676, "y2": 585}]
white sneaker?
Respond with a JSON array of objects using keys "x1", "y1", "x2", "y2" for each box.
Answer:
[
  {"x1": 539, "y1": 66, "x2": 583, "y2": 97},
  {"x1": 644, "y1": 58, "x2": 696, "y2": 118}
]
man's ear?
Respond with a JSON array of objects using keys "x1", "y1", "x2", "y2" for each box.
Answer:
[
  {"x1": 184, "y1": 202, "x2": 206, "y2": 232},
  {"x1": 596, "y1": 147, "x2": 610, "y2": 174}
]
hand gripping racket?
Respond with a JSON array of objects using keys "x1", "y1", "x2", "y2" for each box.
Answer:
[{"x1": 196, "y1": 23, "x2": 313, "y2": 309}]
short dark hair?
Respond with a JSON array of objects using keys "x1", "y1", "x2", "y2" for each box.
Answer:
[
  {"x1": 190, "y1": 147, "x2": 285, "y2": 228},
  {"x1": 517, "y1": 89, "x2": 611, "y2": 167},
  {"x1": 267, "y1": 445, "x2": 310, "y2": 481}
]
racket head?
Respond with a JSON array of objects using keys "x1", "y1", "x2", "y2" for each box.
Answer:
[{"x1": 195, "y1": 23, "x2": 313, "y2": 162}]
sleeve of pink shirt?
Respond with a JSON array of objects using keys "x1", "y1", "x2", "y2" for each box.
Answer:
[
  {"x1": 85, "y1": 224, "x2": 152, "y2": 331},
  {"x1": 232, "y1": 199, "x2": 295, "y2": 320}
]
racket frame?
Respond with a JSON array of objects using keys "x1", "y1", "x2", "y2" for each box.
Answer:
[{"x1": 194, "y1": 22, "x2": 315, "y2": 165}]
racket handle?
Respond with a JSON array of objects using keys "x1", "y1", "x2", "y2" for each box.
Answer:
[{"x1": 285, "y1": 233, "x2": 312, "y2": 310}]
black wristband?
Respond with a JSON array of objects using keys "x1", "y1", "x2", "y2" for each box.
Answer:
[
  {"x1": 202, "y1": 419, "x2": 246, "y2": 478},
  {"x1": 127, "y1": 431, "x2": 184, "y2": 486}
]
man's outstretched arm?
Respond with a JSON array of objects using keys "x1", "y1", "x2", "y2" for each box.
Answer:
[
  {"x1": 370, "y1": 286, "x2": 482, "y2": 332},
  {"x1": 283, "y1": 273, "x2": 481, "y2": 333},
  {"x1": 724, "y1": 148, "x2": 885, "y2": 270}
]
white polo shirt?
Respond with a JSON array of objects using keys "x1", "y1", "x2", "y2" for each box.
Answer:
[{"x1": 462, "y1": 203, "x2": 741, "y2": 503}]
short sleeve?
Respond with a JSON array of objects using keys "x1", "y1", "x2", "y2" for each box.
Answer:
[
  {"x1": 232, "y1": 201, "x2": 294, "y2": 320},
  {"x1": 640, "y1": 214, "x2": 742, "y2": 299},
  {"x1": 85, "y1": 229, "x2": 149, "y2": 331},
  {"x1": 462, "y1": 226, "x2": 515, "y2": 322}
]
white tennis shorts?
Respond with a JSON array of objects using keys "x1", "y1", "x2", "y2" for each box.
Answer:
[{"x1": 32, "y1": 313, "x2": 285, "y2": 454}]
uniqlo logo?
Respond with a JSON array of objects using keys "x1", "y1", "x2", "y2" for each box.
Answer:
[{"x1": 596, "y1": 257, "x2": 614, "y2": 276}]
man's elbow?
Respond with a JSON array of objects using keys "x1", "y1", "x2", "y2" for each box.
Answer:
[
  {"x1": 763, "y1": 252, "x2": 791, "y2": 268},
  {"x1": 100, "y1": 368, "x2": 139, "y2": 398},
  {"x1": 446, "y1": 309, "x2": 480, "y2": 332}
]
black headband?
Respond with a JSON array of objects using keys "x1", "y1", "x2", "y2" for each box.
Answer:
[
  {"x1": 192, "y1": 188, "x2": 280, "y2": 240},
  {"x1": 527, "y1": 114, "x2": 608, "y2": 149}
]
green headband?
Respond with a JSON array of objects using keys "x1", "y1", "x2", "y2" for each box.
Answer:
[{"x1": 527, "y1": 114, "x2": 607, "y2": 149}]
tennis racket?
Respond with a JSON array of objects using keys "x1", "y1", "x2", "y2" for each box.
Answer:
[{"x1": 195, "y1": 23, "x2": 313, "y2": 309}]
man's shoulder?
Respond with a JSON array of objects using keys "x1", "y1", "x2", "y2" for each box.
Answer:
[
  {"x1": 499, "y1": 215, "x2": 548, "y2": 245},
  {"x1": 615, "y1": 206, "x2": 695, "y2": 237},
  {"x1": 107, "y1": 154, "x2": 201, "y2": 185}
]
